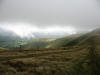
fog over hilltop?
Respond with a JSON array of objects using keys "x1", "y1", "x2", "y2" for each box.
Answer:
[{"x1": 0, "y1": 0, "x2": 100, "y2": 38}]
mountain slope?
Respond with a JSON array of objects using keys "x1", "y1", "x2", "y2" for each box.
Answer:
[
  {"x1": 65, "y1": 29, "x2": 100, "y2": 46},
  {"x1": 0, "y1": 28, "x2": 32, "y2": 49},
  {"x1": 0, "y1": 47, "x2": 8, "y2": 51},
  {"x1": 0, "y1": 35, "x2": 29, "y2": 49},
  {"x1": 21, "y1": 38, "x2": 56, "y2": 50},
  {"x1": 21, "y1": 34, "x2": 81, "y2": 50},
  {"x1": 46, "y1": 34, "x2": 81, "y2": 48},
  {"x1": 0, "y1": 29, "x2": 100, "y2": 75}
]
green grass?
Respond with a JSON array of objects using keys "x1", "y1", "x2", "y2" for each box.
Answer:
[
  {"x1": 0, "y1": 29, "x2": 100, "y2": 75},
  {"x1": 0, "y1": 47, "x2": 7, "y2": 51},
  {"x1": 46, "y1": 34, "x2": 81, "y2": 48}
]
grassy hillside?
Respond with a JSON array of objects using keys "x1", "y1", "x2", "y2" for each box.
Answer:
[
  {"x1": 46, "y1": 34, "x2": 81, "y2": 48},
  {"x1": 22, "y1": 34, "x2": 81, "y2": 50},
  {"x1": 0, "y1": 29, "x2": 100, "y2": 75},
  {"x1": 21, "y1": 38, "x2": 56, "y2": 50},
  {"x1": 65, "y1": 29, "x2": 100, "y2": 46},
  {"x1": 0, "y1": 47, "x2": 7, "y2": 51},
  {"x1": 0, "y1": 35, "x2": 33, "y2": 49}
]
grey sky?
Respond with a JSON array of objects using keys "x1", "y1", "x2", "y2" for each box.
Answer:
[{"x1": 0, "y1": 0, "x2": 100, "y2": 31}]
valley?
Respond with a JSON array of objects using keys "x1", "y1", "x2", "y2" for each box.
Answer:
[
  {"x1": 0, "y1": 29, "x2": 100, "y2": 75},
  {"x1": 0, "y1": 0, "x2": 99, "y2": 75}
]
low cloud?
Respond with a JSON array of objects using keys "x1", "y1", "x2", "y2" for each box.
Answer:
[
  {"x1": 0, "y1": 23, "x2": 77, "y2": 38},
  {"x1": 0, "y1": 0, "x2": 100, "y2": 36}
]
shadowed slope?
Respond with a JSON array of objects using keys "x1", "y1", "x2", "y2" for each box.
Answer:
[{"x1": 0, "y1": 29, "x2": 100, "y2": 75}]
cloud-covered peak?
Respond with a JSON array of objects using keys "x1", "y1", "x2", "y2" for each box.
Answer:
[{"x1": 0, "y1": 23, "x2": 77, "y2": 38}]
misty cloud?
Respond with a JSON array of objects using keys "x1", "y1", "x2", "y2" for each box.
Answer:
[
  {"x1": 0, "y1": 23, "x2": 76, "y2": 38},
  {"x1": 0, "y1": 0, "x2": 100, "y2": 32}
]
